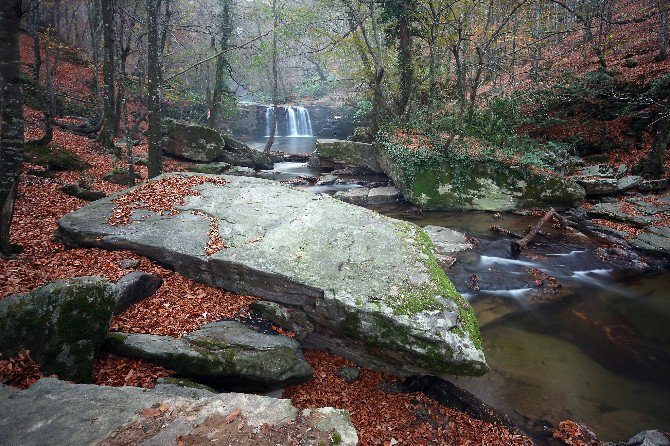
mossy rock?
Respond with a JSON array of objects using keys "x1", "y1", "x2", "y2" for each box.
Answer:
[
  {"x1": 310, "y1": 139, "x2": 383, "y2": 173},
  {"x1": 102, "y1": 168, "x2": 143, "y2": 186},
  {"x1": 376, "y1": 133, "x2": 585, "y2": 211},
  {"x1": 161, "y1": 118, "x2": 227, "y2": 163},
  {"x1": 104, "y1": 321, "x2": 313, "y2": 391},
  {"x1": 25, "y1": 142, "x2": 91, "y2": 171},
  {"x1": 0, "y1": 277, "x2": 118, "y2": 383}
]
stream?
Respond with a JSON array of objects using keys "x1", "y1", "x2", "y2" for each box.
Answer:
[{"x1": 251, "y1": 152, "x2": 670, "y2": 441}]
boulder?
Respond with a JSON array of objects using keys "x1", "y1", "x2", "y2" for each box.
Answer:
[
  {"x1": 310, "y1": 139, "x2": 384, "y2": 173},
  {"x1": 0, "y1": 277, "x2": 117, "y2": 382},
  {"x1": 422, "y1": 225, "x2": 473, "y2": 257},
  {"x1": 377, "y1": 134, "x2": 585, "y2": 211},
  {"x1": 25, "y1": 142, "x2": 91, "y2": 171},
  {"x1": 102, "y1": 168, "x2": 143, "y2": 186},
  {"x1": 162, "y1": 119, "x2": 226, "y2": 162},
  {"x1": 113, "y1": 271, "x2": 163, "y2": 315},
  {"x1": 104, "y1": 321, "x2": 313, "y2": 391},
  {"x1": 56, "y1": 173, "x2": 487, "y2": 377},
  {"x1": 573, "y1": 175, "x2": 643, "y2": 195},
  {"x1": 0, "y1": 378, "x2": 358, "y2": 446},
  {"x1": 59, "y1": 184, "x2": 106, "y2": 201},
  {"x1": 221, "y1": 135, "x2": 274, "y2": 170},
  {"x1": 162, "y1": 119, "x2": 273, "y2": 169},
  {"x1": 334, "y1": 186, "x2": 402, "y2": 206}
]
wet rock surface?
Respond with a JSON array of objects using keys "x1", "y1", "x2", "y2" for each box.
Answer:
[
  {"x1": 0, "y1": 378, "x2": 358, "y2": 446},
  {"x1": 585, "y1": 192, "x2": 670, "y2": 257},
  {"x1": 56, "y1": 173, "x2": 487, "y2": 377},
  {"x1": 334, "y1": 186, "x2": 402, "y2": 206}
]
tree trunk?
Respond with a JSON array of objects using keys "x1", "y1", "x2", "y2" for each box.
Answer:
[
  {"x1": 646, "y1": 115, "x2": 670, "y2": 180},
  {"x1": 209, "y1": 0, "x2": 232, "y2": 128},
  {"x1": 0, "y1": 0, "x2": 25, "y2": 257},
  {"x1": 147, "y1": 0, "x2": 163, "y2": 178},
  {"x1": 264, "y1": 0, "x2": 278, "y2": 154},
  {"x1": 99, "y1": 0, "x2": 117, "y2": 155},
  {"x1": 659, "y1": 7, "x2": 668, "y2": 61},
  {"x1": 397, "y1": 2, "x2": 412, "y2": 120}
]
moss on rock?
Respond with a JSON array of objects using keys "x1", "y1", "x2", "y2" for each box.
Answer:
[{"x1": 0, "y1": 277, "x2": 118, "y2": 383}]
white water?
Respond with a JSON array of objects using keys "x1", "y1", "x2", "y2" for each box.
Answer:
[
  {"x1": 265, "y1": 105, "x2": 314, "y2": 137},
  {"x1": 479, "y1": 256, "x2": 540, "y2": 268}
]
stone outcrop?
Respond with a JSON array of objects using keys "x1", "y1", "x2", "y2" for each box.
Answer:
[
  {"x1": 0, "y1": 277, "x2": 118, "y2": 382},
  {"x1": 310, "y1": 139, "x2": 383, "y2": 173},
  {"x1": 376, "y1": 134, "x2": 585, "y2": 211},
  {"x1": 113, "y1": 271, "x2": 163, "y2": 315},
  {"x1": 56, "y1": 173, "x2": 487, "y2": 377},
  {"x1": 162, "y1": 119, "x2": 273, "y2": 169},
  {"x1": 104, "y1": 321, "x2": 313, "y2": 391},
  {"x1": 0, "y1": 378, "x2": 358, "y2": 446}
]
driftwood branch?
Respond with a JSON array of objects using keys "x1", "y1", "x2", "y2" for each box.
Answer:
[{"x1": 511, "y1": 208, "x2": 565, "y2": 257}]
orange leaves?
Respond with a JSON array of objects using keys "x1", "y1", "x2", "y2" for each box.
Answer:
[
  {"x1": 109, "y1": 175, "x2": 228, "y2": 226},
  {"x1": 0, "y1": 350, "x2": 45, "y2": 389},
  {"x1": 93, "y1": 352, "x2": 173, "y2": 388},
  {"x1": 285, "y1": 350, "x2": 533, "y2": 446},
  {"x1": 552, "y1": 420, "x2": 599, "y2": 446}
]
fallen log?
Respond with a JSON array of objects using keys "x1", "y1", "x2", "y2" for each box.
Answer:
[{"x1": 511, "y1": 208, "x2": 565, "y2": 257}]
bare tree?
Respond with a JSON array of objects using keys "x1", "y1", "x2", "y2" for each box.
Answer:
[
  {"x1": 99, "y1": 0, "x2": 118, "y2": 155},
  {"x1": 0, "y1": 0, "x2": 25, "y2": 257},
  {"x1": 147, "y1": 0, "x2": 163, "y2": 178},
  {"x1": 264, "y1": 0, "x2": 279, "y2": 153}
]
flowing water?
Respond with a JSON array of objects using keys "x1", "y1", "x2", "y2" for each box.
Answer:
[
  {"x1": 263, "y1": 106, "x2": 314, "y2": 138},
  {"x1": 376, "y1": 206, "x2": 670, "y2": 441},
  {"x1": 243, "y1": 150, "x2": 670, "y2": 441}
]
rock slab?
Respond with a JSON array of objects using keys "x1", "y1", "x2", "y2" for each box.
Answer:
[
  {"x1": 113, "y1": 271, "x2": 163, "y2": 315},
  {"x1": 105, "y1": 321, "x2": 313, "y2": 391},
  {"x1": 310, "y1": 139, "x2": 383, "y2": 173},
  {"x1": 56, "y1": 173, "x2": 487, "y2": 377},
  {"x1": 0, "y1": 378, "x2": 358, "y2": 446},
  {"x1": 0, "y1": 277, "x2": 117, "y2": 382}
]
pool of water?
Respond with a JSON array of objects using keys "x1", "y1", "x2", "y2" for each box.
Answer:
[
  {"x1": 241, "y1": 153, "x2": 670, "y2": 440},
  {"x1": 241, "y1": 136, "x2": 317, "y2": 154},
  {"x1": 373, "y1": 207, "x2": 670, "y2": 441}
]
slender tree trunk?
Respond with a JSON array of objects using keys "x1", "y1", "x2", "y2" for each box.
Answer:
[
  {"x1": 646, "y1": 115, "x2": 670, "y2": 180},
  {"x1": 397, "y1": 2, "x2": 412, "y2": 120},
  {"x1": 29, "y1": 0, "x2": 42, "y2": 85},
  {"x1": 209, "y1": 0, "x2": 232, "y2": 128},
  {"x1": 99, "y1": 0, "x2": 117, "y2": 155},
  {"x1": 0, "y1": 0, "x2": 25, "y2": 257},
  {"x1": 264, "y1": 0, "x2": 278, "y2": 154},
  {"x1": 147, "y1": 0, "x2": 163, "y2": 178},
  {"x1": 659, "y1": 7, "x2": 668, "y2": 61}
]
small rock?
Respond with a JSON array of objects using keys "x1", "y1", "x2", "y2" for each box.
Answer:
[
  {"x1": 113, "y1": 271, "x2": 163, "y2": 315},
  {"x1": 118, "y1": 259, "x2": 140, "y2": 269},
  {"x1": 60, "y1": 184, "x2": 106, "y2": 201},
  {"x1": 638, "y1": 179, "x2": 669, "y2": 192},
  {"x1": 336, "y1": 367, "x2": 360, "y2": 383},
  {"x1": 628, "y1": 430, "x2": 670, "y2": 446},
  {"x1": 103, "y1": 168, "x2": 143, "y2": 186}
]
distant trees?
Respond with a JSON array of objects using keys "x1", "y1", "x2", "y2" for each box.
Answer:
[
  {"x1": 147, "y1": 0, "x2": 164, "y2": 178},
  {"x1": 0, "y1": 0, "x2": 25, "y2": 258},
  {"x1": 264, "y1": 0, "x2": 279, "y2": 153}
]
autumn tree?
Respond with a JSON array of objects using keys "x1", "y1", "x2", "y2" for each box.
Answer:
[
  {"x1": 99, "y1": 0, "x2": 117, "y2": 155},
  {"x1": 264, "y1": 0, "x2": 279, "y2": 153},
  {"x1": 208, "y1": 0, "x2": 234, "y2": 128},
  {"x1": 0, "y1": 0, "x2": 25, "y2": 258},
  {"x1": 147, "y1": 0, "x2": 164, "y2": 178}
]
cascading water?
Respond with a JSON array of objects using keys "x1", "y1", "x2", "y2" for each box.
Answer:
[
  {"x1": 265, "y1": 105, "x2": 313, "y2": 137},
  {"x1": 264, "y1": 107, "x2": 279, "y2": 137},
  {"x1": 287, "y1": 106, "x2": 298, "y2": 136}
]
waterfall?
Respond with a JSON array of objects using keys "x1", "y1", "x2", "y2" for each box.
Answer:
[
  {"x1": 265, "y1": 105, "x2": 314, "y2": 137},
  {"x1": 294, "y1": 106, "x2": 314, "y2": 137},
  {"x1": 287, "y1": 106, "x2": 298, "y2": 136},
  {"x1": 264, "y1": 106, "x2": 279, "y2": 137}
]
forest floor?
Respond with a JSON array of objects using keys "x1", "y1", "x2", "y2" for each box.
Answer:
[{"x1": 3, "y1": 18, "x2": 669, "y2": 444}]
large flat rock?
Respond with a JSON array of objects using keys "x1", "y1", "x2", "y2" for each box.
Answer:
[
  {"x1": 0, "y1": 378, "x2": 358, "y2": 446},
  {"x1": 56, "y1": 173, "x2": 487, "y2": 377}
]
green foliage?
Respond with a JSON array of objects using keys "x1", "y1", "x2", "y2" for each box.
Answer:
[
  {"x1": 330, "y1": 431, "x2": 342, "y2": 444},
  {"x1": 295, "y1": 73, "x2": 334, "y2": 99}
]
